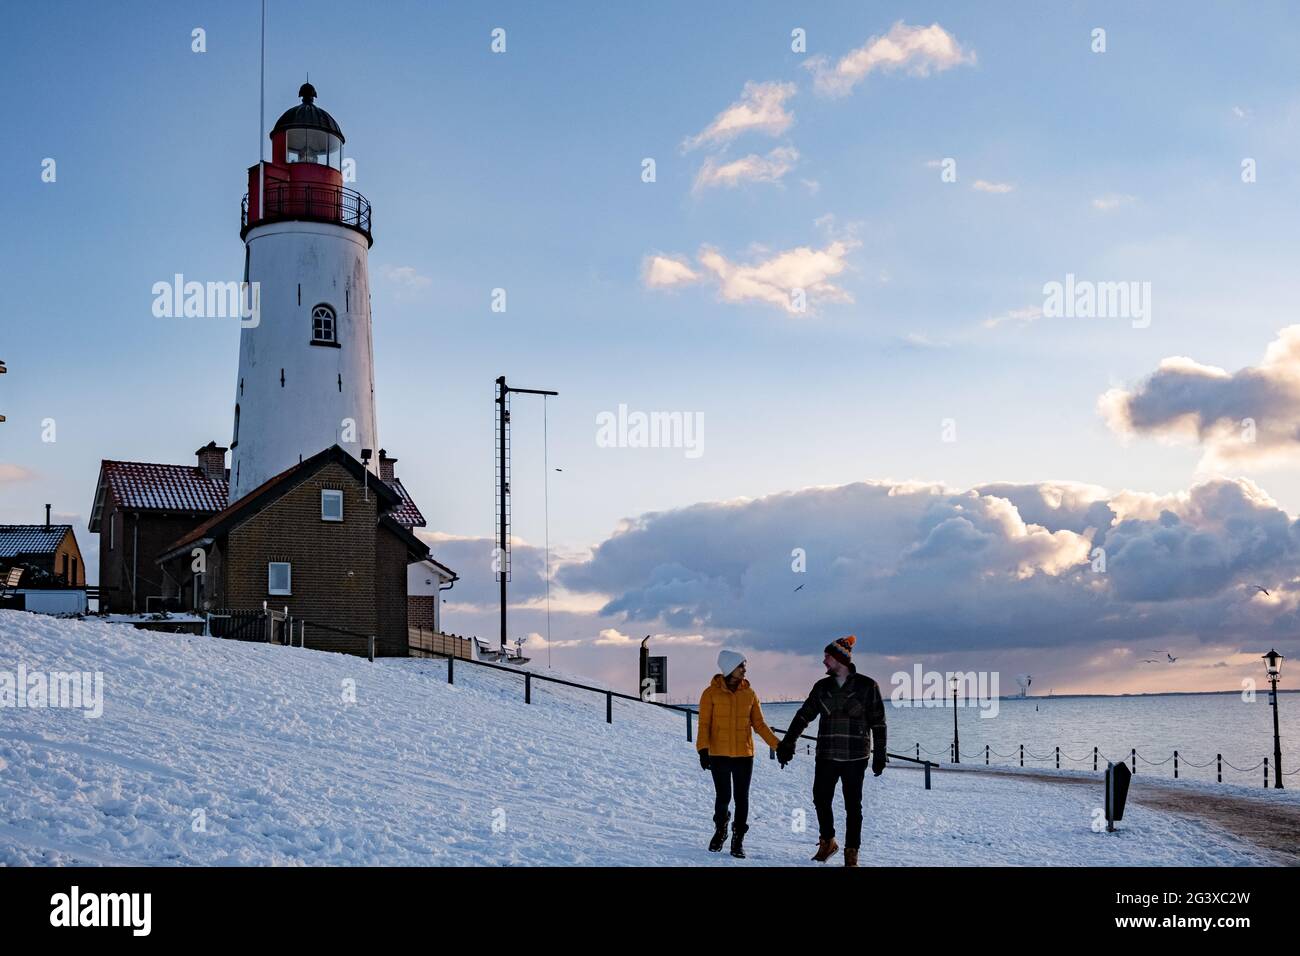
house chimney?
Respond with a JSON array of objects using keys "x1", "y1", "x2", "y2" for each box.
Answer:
[
  {"x1": 196, "y1": 441, "x2": 229, "y2": 481},
  {"x1": 44, "y1": 504, "x2": 50, "y2": 528},
  {"x1": 378, "y1": 448, "x2": 396, "y2": 482}
]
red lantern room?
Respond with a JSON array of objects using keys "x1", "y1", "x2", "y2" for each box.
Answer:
[{"x1": 242, "y1": 83, "x2": 372, "y2": 245}]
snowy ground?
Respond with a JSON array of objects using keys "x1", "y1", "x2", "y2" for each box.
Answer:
[{"x1": 0, "y1": 611, "x2": 1282, "y2": 865}]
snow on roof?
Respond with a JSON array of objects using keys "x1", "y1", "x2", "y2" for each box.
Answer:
[
  {"x1": 99, "y1": 460, "x2": 229, "y2": 515},
  {"x1": 386, "y1": 477, "x2": 426, "y2": 529},
  {"x1": 0, "y1": 525, "x2": 71, "y2": 558}
]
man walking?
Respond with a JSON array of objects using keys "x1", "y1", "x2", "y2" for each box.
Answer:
[{"x1": 776, "y1": 635, "x2": 887, "y2": 866}]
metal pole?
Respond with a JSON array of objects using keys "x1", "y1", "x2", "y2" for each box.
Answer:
[
  {"x1": 1217, "y1": 753, "x2": 1222, "y2": 784},
  {"x1": 1019, "y1": 743, "x2": 1023, "y2": 767},
  {"x1": 448, "y1": 655, "x2": 454, "y2": 685},
  {"x1": 1131, "y1": 748, "x2": 1136, "y2": 773},
  {"x1": 606, "y1": 691, "x2": 612, "y2": 723},
  {"x1": 1270, "y1": 675, "x2": 1285, "y2": 788},
  {"x1": 951, "y1": 686, "x2": 960, "y2": 763},
  {"x1": 497, "y1": 376, "x2": 507, "y2": 650},
  {"x1": 924, "y1": 762, "x2": 931, "y2": 790},
  {"x1": 686, "y1": 709, "x2": 692, "y2": 742},
  {"x1": 1093, "y1": 746, "x2": 1098, "y2": 772},
  {"x1": 1106, "y1": 762, "x2": 1115, "y2": 833},
  {"x1": 258, "y1": 0, "x2": 265, "y2": 220},
  {"x1": 525, "y1": 672, "x2": 531, "y2": 704},
  {"x1": 1055, "y1": 746, "x2": 1059, "y2": 770},
  {"x1": 1174, "y1": 750, "x2": 1178, "y2": 779}
]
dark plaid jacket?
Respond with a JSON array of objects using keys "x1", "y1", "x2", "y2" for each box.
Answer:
[{"x1": 782, "y1": 670, "x2": 887, "y2": 762}]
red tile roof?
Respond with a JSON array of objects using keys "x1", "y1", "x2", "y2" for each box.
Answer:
[
  {"x1": 97, "y1": 461, "x2": 228, "y2": 518},
  {"x1": 386, "y1": 478, "x2": 426, "y2": 528}
]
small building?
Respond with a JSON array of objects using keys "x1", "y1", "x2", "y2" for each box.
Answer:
[
  {"x1": 407, "y1": 556, "x2": 457, "y2": 632},
  {"x1": 88, "y1": 443, "x2": 230, "y2": 613},
  {"x1": 0, "y1": 515, "x2": 88, "y2": 614},
  {"x1": 156, "y1": 444, "x2": 431, "y2": 656}
]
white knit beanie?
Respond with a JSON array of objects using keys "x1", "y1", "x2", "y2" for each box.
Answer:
[{"x1": 717, "y1": 649, "x2": 746, "y2": 677}]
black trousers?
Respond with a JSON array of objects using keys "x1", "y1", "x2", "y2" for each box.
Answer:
[
  {"x1": 709, "y1": 756, "x2": 754, "y2": 830},
  {"x1": 812, "y1": 758, "x2": 868, "y2": 848}
]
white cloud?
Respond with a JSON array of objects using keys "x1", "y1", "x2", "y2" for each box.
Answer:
[
  {"x1": 696, "y1": 239, "x2": 858, "y2": 315},
  {"x1": 806, "y1": 22, "x2": 975, "y2": 98},
  {"x1": 641, "y1": 254, "x2": 701, "y2": 289},
  {"x1": 379, "y1": 265, "x2": 432, "y2": 298},
  {"x1": 594, "y1": 628, "x2": 714, "y2": 647},
  {"x1": 692, "y1": 147, "x2": 799, "y2": 193},
  {"x1": 523, "y1": 631, "x2": 583, "y2": 650},
  {"x1": 972, "y1": 179, "x2": 1014, "y2": 194},
  {"x1": 1091, "y1": 194, "x2": 1136, "y2": 211},
  {"x1": 983, "y1": 306, "x2": 1043, "y2": 329},
  {"x1": 682, "y1": 81, "x2": 796, "y2": 152}
]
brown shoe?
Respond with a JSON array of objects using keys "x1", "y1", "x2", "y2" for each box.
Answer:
[
  {"x1": 811, "y1": 838, "x2": 839, "y2": 862},
  {"x1": 844, "y1": 848, "x2": 859, "y2": 867}
]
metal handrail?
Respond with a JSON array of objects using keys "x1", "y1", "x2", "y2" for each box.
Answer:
[{"x1": 241, "y1": 182, "x2": 372, "y2": 241}]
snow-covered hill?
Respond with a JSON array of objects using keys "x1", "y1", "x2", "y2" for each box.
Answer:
[{"x1": 0, "y1": 611, "x2": 1275, "y2": 865}]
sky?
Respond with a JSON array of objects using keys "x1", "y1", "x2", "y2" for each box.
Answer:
[{"x1": 4, "y1": 1, "x2": 1300, "y2": 700}]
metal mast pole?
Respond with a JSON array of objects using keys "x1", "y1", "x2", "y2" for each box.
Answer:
[{"x1": 496, "y1": 376, "x2": 558, "y2": 651}]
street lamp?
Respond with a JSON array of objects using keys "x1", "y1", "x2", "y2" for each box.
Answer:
[
  {"x1": 1263, "y1": 649, "x2": 1284, "y2": 789},
  {"x1": 950, "y1": 674, "x2": 961, "y2": 764}
]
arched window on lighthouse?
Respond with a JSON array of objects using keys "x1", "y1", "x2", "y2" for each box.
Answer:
[{"x1": 311, "y1": 304, "x2": 337, "y2": 345}]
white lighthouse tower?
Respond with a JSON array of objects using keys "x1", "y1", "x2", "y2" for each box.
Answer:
[{"x1": 228, "y1": 83, "x2": 378, "y2": 502}]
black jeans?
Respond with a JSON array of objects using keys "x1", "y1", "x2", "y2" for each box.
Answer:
[
  {"x1": 812, "y1": 758, "x2": 868, "y2": 848},
  {"x1": 709, "y1": 756, "x2": 754, "y2": 830}
]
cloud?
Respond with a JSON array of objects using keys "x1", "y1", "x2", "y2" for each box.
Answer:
[
  {"x1": 983, "y1": 306, "x2": 1043, "y2": 329},
  {"x1": 644, "y1": 239, "x2": 858, "y2": 315},
  {"x1": 379, "y1": 265, "x2": 432, "y2": 300},
  {"x1": 1099, "y1": 326, "x2": 1300, "y2": 468},
  {"x1": 593, "y1": 627, "x2": 716, "y2": 647},
  {"x1": 1091, "y1": 194, "x2": 1136, "y2": 211},
  {"x1": 692, "y1": 147, "x2": 799, "y2": 193},
  {"x1": 697, "y1": 240, "x2": 857, "y2": 315},
  {"x1": 415, "y1": 531, "x2": 549, "y2": 607},
  {"x1": 557, "y1": 476, "x2": 1300, "y2": 658},
  {"x1": 641, "y1": 254, "x2": 701, "y2": 289},
  {"x1": 523, "y1": 631, "x2": 583, "y2": 650},
  {"x1": 0, "y1": 464, "x2": 36, "y2": 483},
  {"x1": 682, "y1": 81, "x2": 796, "y2": 152},
  {"x1": 972, "y1": 179, "x2": 1014, "y2": 194},
  {"x1": 806, "y1": 22, "x2": 975, "y2": 97}
]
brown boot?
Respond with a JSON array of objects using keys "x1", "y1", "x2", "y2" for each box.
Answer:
[
  {"x1": 844, "y1": 848, "x2": 859, "y2": 867},
  {"x1": 811, "y1": 838, "x2": 839, "y2": 862}
]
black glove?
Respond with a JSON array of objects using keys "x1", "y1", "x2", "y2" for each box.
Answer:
[
  {"x1": 699, "y1": 749, "x2": 710, "y2": 770},
  {"x1": 872, "y1": 728, "x2": 888, "y2": 776},
  {"x1": 776, "y1": 740, "x2": 795, "y2": 768}
]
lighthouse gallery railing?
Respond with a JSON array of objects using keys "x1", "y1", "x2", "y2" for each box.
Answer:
[{"x1": 241, "y1": 182, "x2": 372, "y2": 240}]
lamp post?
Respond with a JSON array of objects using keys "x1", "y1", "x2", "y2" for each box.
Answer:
[
  {"x1": 951, "y1": 675, "x2": 961, "y2": 764},
  {"x1": 1263, "y1": 649, "x2": 1284, "y2": 789}
]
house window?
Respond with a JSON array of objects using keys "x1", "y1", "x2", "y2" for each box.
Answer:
[
  {"x1": 268, "y1": 562, "x2": 292, "y2": 595},
  {"x1": 311, "y1": 304, "x2": 337, "y2": 344},
  {"x1": 321, "y1": 489, "x2": 344, "y2": 522}
]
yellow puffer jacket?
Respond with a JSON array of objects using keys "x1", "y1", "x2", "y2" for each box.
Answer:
[{"x1": 697, "y1": 675, "x2": 783, "y2": 758}]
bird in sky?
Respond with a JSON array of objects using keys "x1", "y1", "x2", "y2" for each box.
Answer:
[
  {"x1": 793, "y1": 583, "x2": 805, "y2": 592},
  {"x1": 1251, "y1": 584, "x2": 1270, "y2": 597},
  {"x1": 1166, "y1": 653, "x2": 1178, "y2": 663},
  {"x1": 1141, "y1": 659, "x2": 1160, "y2": 664}
]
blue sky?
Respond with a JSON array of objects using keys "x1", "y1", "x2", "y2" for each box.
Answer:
[{"x1": 5, "y1": 2, "x2": 1300, "y2": 698}]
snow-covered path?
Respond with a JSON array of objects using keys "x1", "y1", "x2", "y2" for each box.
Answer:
[{"x1": 0, "y1": 612, "x2": 1280, "y2": 865}]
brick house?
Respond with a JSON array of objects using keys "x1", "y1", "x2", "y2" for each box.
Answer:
[
  {"x1": 88, "y1": 443, "x2": 230, "y2": 613},
  {"x1": 0, "y1": 518, "x2": 86, "y2": 587},
  {"x1": 155, "y1": 444, "x2": 430, "y2": 656}
]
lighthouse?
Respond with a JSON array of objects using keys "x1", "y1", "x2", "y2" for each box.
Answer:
[{"x1": 229, "y1": 83, "x2": 378, "y2": 502}]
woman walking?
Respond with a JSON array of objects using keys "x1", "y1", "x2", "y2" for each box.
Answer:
[{"x1": 696, "y1": 649, "x2": 782, "y2": 858}]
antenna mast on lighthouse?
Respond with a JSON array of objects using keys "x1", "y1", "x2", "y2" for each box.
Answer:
[{"x1": 258, "y1": 0, "x2": 266, "y2": 219}]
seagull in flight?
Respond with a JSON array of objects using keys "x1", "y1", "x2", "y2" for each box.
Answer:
[
  {"x1": 1140, "y1": 659, "x2": 1160, "y2": 664},
  {"x1": 793, "y1": 583, "x2": 805, "y2": 593},
  {"x1": 1251, "y1": 584, "x2": 1270, "y2": 597},
  {"x1": 1166, "y1": 653, "x2": 1178, "y2": 663}
]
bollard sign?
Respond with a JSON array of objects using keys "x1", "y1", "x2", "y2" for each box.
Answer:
[{"x1": 1105, "y1": 761, "x2": 1132, "y2": 831}]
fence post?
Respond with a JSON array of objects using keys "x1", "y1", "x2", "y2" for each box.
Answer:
[
  {"x1": 525, "y1": 672, "x2": 531, "y2": 704},
  {"x1": 1055, "y1": 746, "x2": 1060, "y2": 770},
  {"x1": 1217, "y1": 753, "x2": 1222, "y2": 784},
  {"x1": 686, "y1": 709, "x2": 693, "y2": 742},
  {"x1": 1174, "y1": 750, "x2": 1179, "y2": 779},
  {"x1": 1093, "y1": 746, "x2": 1098, "y2": 772},
  {"x1": 985, "y1": 744, "x2": 989, "y2": 766},
  {"x1": 1131, "y1": 748, "x2": 1136, "y2": 773},
  {"x1": 448, "y1": 655, "x2": 454, "y2": 685},
  {"x1": 915, "y1": 743, "x2": 920, "y2": 761},
  {"x1": 925, "y1": 762, "x2": 931, "y2": 790},
  {"x1": 368, "y1": 636, "x2": 375, "y2": 663},
  {"x1": 1019, "y1": 743, "x2": 1023, "y2": 768},
  {"x1": 606, "y1": 691, "x2": 612, "y2": 724},
  {"x1": 1264, "y1": 757, "x2": 1269, "y2": 788}
]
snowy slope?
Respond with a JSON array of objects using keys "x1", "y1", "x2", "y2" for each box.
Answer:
[{"x1": 0, "y1": 611, "x2": 1279, "y2": 865}]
